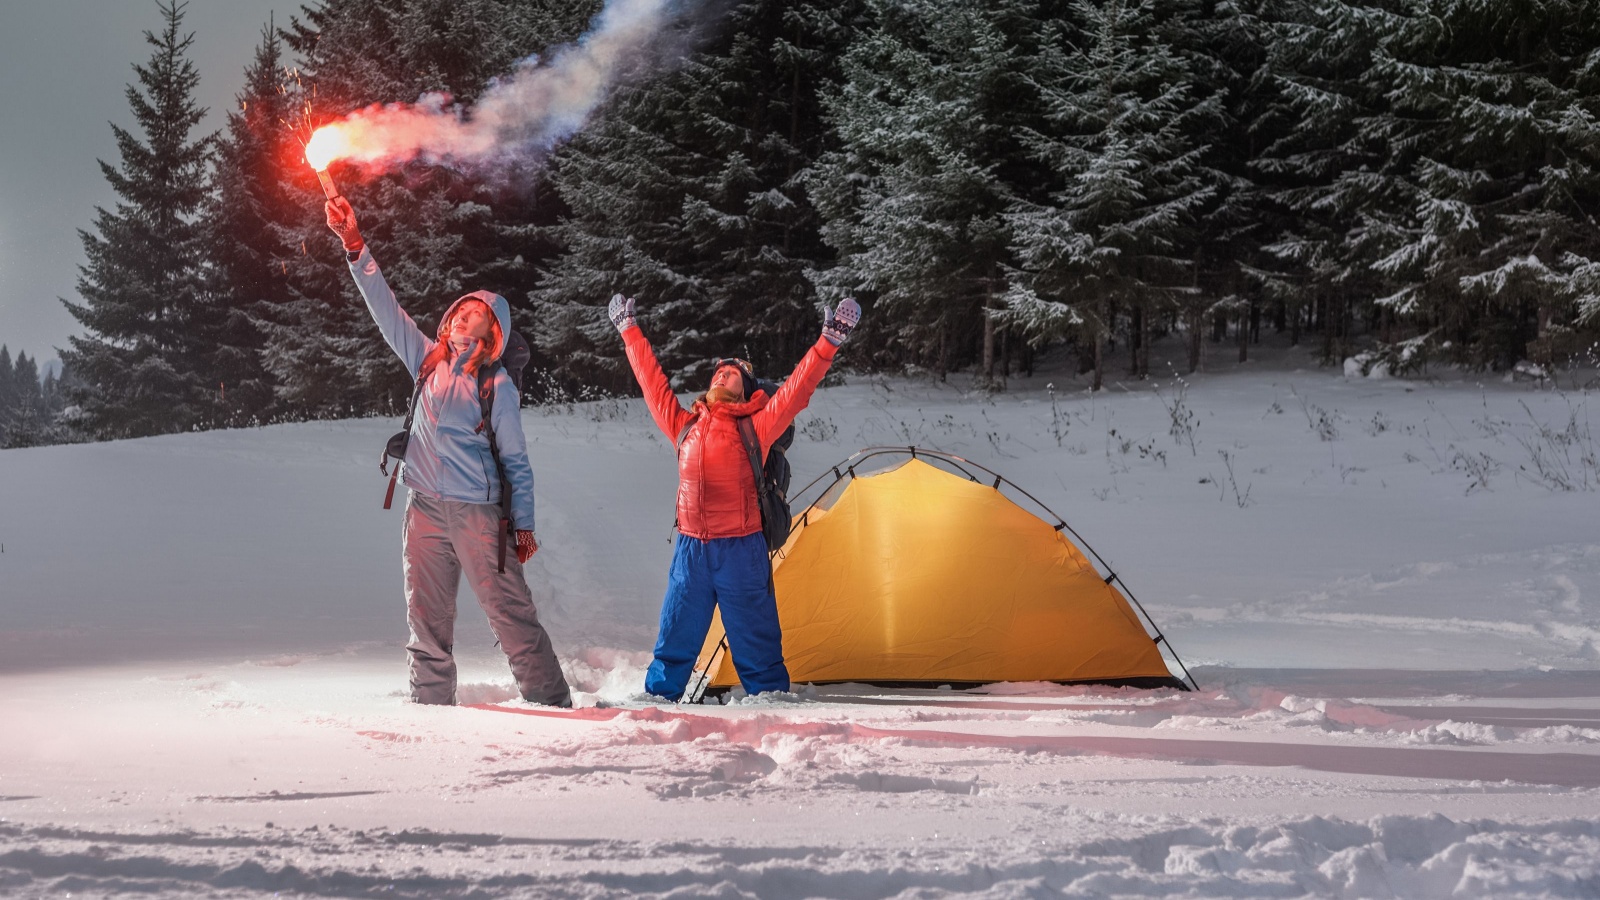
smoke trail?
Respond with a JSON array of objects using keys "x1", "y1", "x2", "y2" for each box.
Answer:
[{"x1": 310, "y1": 0, "x2": 678, "y2": 170}]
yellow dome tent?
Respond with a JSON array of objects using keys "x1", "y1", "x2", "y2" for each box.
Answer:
[{"x1": 689, "y1": 448, "x2": 1193, "y2": 699}]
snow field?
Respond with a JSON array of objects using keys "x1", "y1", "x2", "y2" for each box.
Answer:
[
  {"x1": 3, "y1": 345, "x2": 1600, "y2": 897},
  {"x1": 3, "y1": 650, "x2": 1600, "y2": 898}
]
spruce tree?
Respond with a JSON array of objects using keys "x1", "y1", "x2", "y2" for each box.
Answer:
[
  {"x1": 1173, "y1": 0, "x2": 1267, "y2": 371},
  {"x1": 809, "y1": 0, "x2": 1037, "y2": 384},
  {"x1": 11, "y1": 352, "x2": 43, "y2": 415},
  {"x1": 532, "y1": 76, "x2": 715, "y2": 393},
  {"x1": 61, "y1": 0, "x2": 215, "y2": 438},
  {"x1": 2, "y1": 352, "x2": 50, "y2": 449},
  {"x1": 534, "y1": 0, "x2": 859, "y2": 393},
  {"x1": 40, "y1": 369, "x2": 61, "y2": 415},
  {"x1": 1360, "y1": 0, "x2": 1600, "y2": 369},
  {"x1": 1252, "y1": 0, "x2": 1600, "y2": 370},
  {"x1": 689, "y1": 0, "x2": 860, "y2": 373},
  {"x1": 1003, "y1": 0, "x2": 1219, "y2": 389},
  {"x1": 205, "y1": 21, "x2": 297, "y2": 424},
  {"x1": 440, "y1": 0, "x2": 606, "y2": 362},
  {"x1": 51, "y1": 362, "x2": 86, "y2": 420},
  {"x1": 0, "y1": 346, "x2": 14, "y2": 429},
  {"x1": 1247, "y1": 0, "x2": 1394, "y2": 364}
]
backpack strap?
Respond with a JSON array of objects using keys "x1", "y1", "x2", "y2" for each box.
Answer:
[
  {"x1": 735, "y1": 416, "x2": 764, "y2": 495},
  {"x1": 474, "y1": 360, "x2": 504, "y2": 430},
  {"x1": 382, "y1": 359, "x2": 440, "y2": 510},
  {"x1": 402, "y1": 358, "x2": 439, "y2": 437},
  {"x1": 473, "y1": 361, "x2": 514, "y2": 574},
  {"x1": 736, "y1": 417, "x2": 778, "y2": 575}
]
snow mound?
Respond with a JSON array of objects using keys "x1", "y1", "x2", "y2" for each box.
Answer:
[{"x1": 1401, "y1": 720, "x2": 1506, "y2": 745}]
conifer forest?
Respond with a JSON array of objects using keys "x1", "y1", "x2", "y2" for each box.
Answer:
[{"x1": 17, "y1": 0, "x2": 1600, "y2": 444}]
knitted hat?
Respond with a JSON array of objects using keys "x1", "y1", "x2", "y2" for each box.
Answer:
[{"x1": 713, "y1": 358, "x2": 757, "y2": 399}]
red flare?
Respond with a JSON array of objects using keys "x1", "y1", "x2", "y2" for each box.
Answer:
[
  {"x1": 315, "y1": 169, "x2": 340, "y2": 200},
  {"x1": 304, "y1": 124, "x2": 352, "y2": 171}
]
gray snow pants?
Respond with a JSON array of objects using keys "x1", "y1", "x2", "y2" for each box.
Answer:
[{"x1": 402, "y1": 492, "x2": 571, "y2": 707}]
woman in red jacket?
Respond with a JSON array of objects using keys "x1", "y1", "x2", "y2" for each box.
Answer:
[{"x1": 608, "y1": 294, "x2": 861, "y2": 700}]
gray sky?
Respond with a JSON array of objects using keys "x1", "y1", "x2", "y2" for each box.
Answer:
[{"x1": 0, "y1": 0, "x2": 300, "y2": 368}]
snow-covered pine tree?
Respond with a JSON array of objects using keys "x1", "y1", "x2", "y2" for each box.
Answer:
[
  {"x1": 533, "y1": 74, "x2": 729, "y2": 394},
  {"x1": 2, "y1": 351, "x2": 51, "y2": 449},
  {"x1": 534, "y1": 0, "x2": 859, "y2": 394},
  {"x1": 40, "y1": 368, "x2": 63, "y2": 416},
  {"x1": 60, "y1": 0, "x2": 216, "y2": 438},
  {"x1": 448, "y1": 0, "x2": 605, "y2": 364},
  {"x1": 1358, "y1": 0, "x2": 1600, "y2": 369},
  {"x1": 1258, "y1": 0, "x2": 1600, "y2": 370},
  {"x1": 51, "y1": 360, "x2": 82, "y2": 411},
  {"x1": 809, "y1": 0, "x2": 1036, "y2": 385},
  {"x1": 1173, "y1": 0, "x2": 1265, "y2": 371},
  {"x1": 205, "y1": 21, "x2": 298, "y2": 425},
  {"x1": 267, "y1": 0, "x2": 434, "y2": 417},
  {"x1": 688, "y1": 0, "x2": 862, "y2": 374},
  {"x1": 1250, "y1": 0, "x2": 1396, "y2": 365},
  {"x1": 0, "y1": 346, "x2": 14, "y2": 429},
  {"x1": 10, "y1": 352, "x2": 43, "y2": 418},
  {"x1": 1003, "y1": 0, "x2": 1218, "y2": 389}
]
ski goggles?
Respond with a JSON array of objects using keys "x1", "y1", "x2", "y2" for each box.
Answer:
[{"x1": 711, "y1": 357, "x2": 754, "y2": 378}]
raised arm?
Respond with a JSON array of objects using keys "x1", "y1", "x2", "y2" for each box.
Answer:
[
  {"x1": 752, "y1": 298, "x2": 860, "y2": 450},
  {"x1": 611, "y1": 295, "x2": 694, "y2": 444},
  {"x1": 752, "y1": 338, "x2": 837, "y2": 450},
  {"x1": 328, "y1": 197, "x2": 432, "y2": 377}
]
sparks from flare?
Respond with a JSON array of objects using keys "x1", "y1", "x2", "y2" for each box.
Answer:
[{"x1": 284, "y1": 72, "x2": 349, "y2": 201}]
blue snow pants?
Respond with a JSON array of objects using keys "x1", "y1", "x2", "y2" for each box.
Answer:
[{"x1": 644, "y1": 531, "x2": 789, "y2": 701}]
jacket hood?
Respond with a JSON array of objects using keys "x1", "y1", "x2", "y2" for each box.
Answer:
[{"x1": 437, "y1": 290, "x2": 512, "y2": 361}]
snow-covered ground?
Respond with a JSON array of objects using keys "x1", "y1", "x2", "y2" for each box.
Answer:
[{"x1": 4, "y1": 340, "x2": 1600, "y2": 898}]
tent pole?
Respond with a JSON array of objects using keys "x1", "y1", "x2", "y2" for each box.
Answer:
[
  {"x1": 967, "y1": 458, "x2": 1200, "y2": 693},
  {"x1": 1112, "y1": 575, "x2": 1200, "y2": 692},
  {"x1": 686, "y1": 636, "x2": 729, "y2": 705}
]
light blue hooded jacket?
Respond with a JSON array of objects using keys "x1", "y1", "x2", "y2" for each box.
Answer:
[{"x1": 348, "y1": 247, "x2": 536, "y2": 531}]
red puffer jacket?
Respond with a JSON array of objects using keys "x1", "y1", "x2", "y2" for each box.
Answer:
[{"x1": 622, "y1": 327, "x2": 837, "y2": 540}]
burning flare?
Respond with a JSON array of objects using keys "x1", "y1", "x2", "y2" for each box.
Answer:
[
  {"x1": 304, "y1": 124, "x2": 354, "y2": 172},
  {"x1": 305, "y1": 125, "x2": 354, "y2": 199}
]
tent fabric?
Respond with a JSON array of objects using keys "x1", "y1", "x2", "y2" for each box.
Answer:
[{"x1": 693, "y1": 458, "x2": 1181, "y2": 691}]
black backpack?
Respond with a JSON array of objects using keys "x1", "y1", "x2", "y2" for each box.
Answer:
[
  {"x1": 381, "y1": 329, "x2": 532, "y2": 572},
  {"x1": 736, "y1": 378, "x2": 796, "y2": 553}
]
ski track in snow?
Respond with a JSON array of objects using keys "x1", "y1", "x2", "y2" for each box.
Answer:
[{"x1": 5, "y1": 345, "x2": 1600, "y2": 897}]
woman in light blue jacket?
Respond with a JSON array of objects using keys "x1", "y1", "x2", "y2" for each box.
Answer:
[{"x1": 328, "y1": 196, "x2": 570, "y2": 708}]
